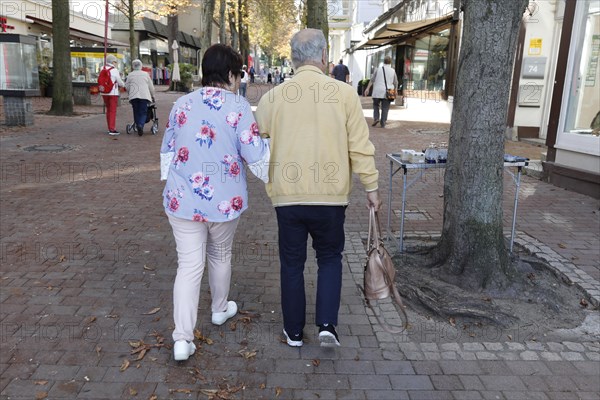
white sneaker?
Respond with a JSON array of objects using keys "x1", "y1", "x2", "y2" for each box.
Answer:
[
  {"x1": 211, "y1": 301, "x2": 238, "y2": 325},
  {"x1": 173, "y1": 340, "x2": 196, "y2": 361}
]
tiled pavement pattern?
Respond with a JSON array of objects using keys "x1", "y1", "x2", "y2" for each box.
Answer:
[{"x1": 1, "y1": 85, "x2": 599, "y2": 399}]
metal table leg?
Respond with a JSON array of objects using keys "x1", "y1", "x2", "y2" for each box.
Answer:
[
  {"x1": 509, "y1": 166, "x2": 522, "y2": 253},
  {"x1": 399, "y1": 168, "x2": 408, "y2": 253}
]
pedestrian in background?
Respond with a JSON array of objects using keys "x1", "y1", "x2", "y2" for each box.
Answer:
[
  {"x1": 239, "y1": 65, "x2": 248, "y2": 97},
  {"x1": 101, "y1": 54, "x2": 125, "y2": 135},
  {"x1": 363, "y1": 56, "x2": 398, "y2": 128},
  {"x1": 125, "y1": 59, "x2": 155, "y2": 136},
  {"x1": 331, "y1": 59, "x2": 350, "y2": 83},
  {"x1": 249, "y1": 65, "x2": 255, "y2": 83},
  {"x1": 160, "y1": 44, "x2": 270, "y2": 361},
  {"x1": 255, "y1": 28, "x2": 381, "y2": 348}
]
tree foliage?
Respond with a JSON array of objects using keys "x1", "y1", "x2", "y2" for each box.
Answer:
[{"x1": 247, "y1": 0, "x2": 298, "y2": 65}]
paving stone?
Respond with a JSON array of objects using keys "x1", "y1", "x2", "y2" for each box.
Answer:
[
  {"x1": 430, "y1": 375, "x2": 464, "y2": 390},
  {"x1": 560, "y1": 351, "x2": 585, "y2": 361},
  {"x1": 407, "y1": 390, "x2": 453, "y2": 399},
  {"x1": 480, "y1": 375, "x2": 527, "y2": 391},
  {"x1": 451, "y1": 391, "x2": 484, "y2": 400},
  {"x1": 372, "y1": 361, "x2": 414, "y2": 375},
  {"x1": 348, "y1": 374, "x2": 391, "y2": 390},
  {"x1": 389, "y1": 375, "x2": 433, "y2": 391},
  {"x1": 563, "y1": 342, "x2": 586, "y2": 352},
  {"x1": 520, "y1": 350, "x2": 540, "y2": 360},
  {"x1": 463, "y1": 342, "x2": 485, "y2": 351},
  {"x1": 483, "y1": 342, "x2": 504, "y2": 351},
  {"x1": 411, "y1": 361, "x2": 442, "y2": 375}
]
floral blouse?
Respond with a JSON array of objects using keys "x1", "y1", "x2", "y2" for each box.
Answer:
[{"x1": 161, "y1": 87, "x2": 268, "y2": 222}]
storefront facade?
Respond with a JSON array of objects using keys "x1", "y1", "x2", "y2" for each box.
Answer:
[{"x1": 355, "y1": 0, "x2": 459, "y2": 103}]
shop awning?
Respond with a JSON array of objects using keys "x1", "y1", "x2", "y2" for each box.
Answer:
[
  {"x1": 27, "y1": 16, "x2": 129, "y2": 47},
  {"x1": 356, "y1": 14, "x2": 453, "y2": 50}
]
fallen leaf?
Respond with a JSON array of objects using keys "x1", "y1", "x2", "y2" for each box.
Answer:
[
  {"x1": 469, "y1": 332, "x2": 475, "y2": 338},
  {"x1": 105, "y1": 314, "x2": 119, "y2": 319},
  {"x1": 259, "y1": 383, "x2": 266, "y2": 389},
  {"x1": 312, "y1": 359, "x2": 320, "y2": 367},
  {"x1": 34, "y1": 381, "x2": 48, "y2": 385},
  {"x1": 59, "y1": 255, "x2": 66, "y2": 262},
  {"x1": 171, "y1": 388, "x2": 193, "y2": 394},
  {"x1": 135, "y1": 349, "x2": 147, "y2": 361},
  {"x1": 152, "y1": 317, "x2": 160, "y2": 322},
  {"x1": 95, "y1": 346, "x2": 102, "y2": 357},
  {"x1": 149, "y1": 395, "x2": 158, "y2": 400},
  {"x1": 558, "y1": 243, "x2": 567, "y2": 248},
  {"x1": 580, "y1": 298, "x2": 589, "y2": 308},
  {"x1": 507, "y1": 334, "x2": 513, "y2": 341},
  {"x1": 275, "y1": 387, "x2": 283, "y2": 397},
  {"x1": 142, "y1": 307, "x2": 161, "y2": 315},
  {"x1": 194, "y1": 329, "x2": 213, "y2": 344},
  {"x1": 482, "y1": 297, "x2": 492, "y2": 302},
  {"x1": 448, "y1": 317, "x2": 456, "y2": 327},
  {"x1": 143, "y1": 265, "x2": 155, "y2": 271},
  {"x1": 129, "y1": 387, "x2": 138, "y2": 396},
  {"x1": 120, "y1": 359, "x2": 130, "y2": 372},
  {"x1": 35, "y1": 392, "x2": 48, "y2": 400},
  {"x1": 129, "y1": 341, "x2": 142, "y2": 348},
  {"x1": 238, "y1": 348, "x2": 257, "y2": 359},
  {"x1": 85, "y1": 316, "x2": 97, "y2": 324}
]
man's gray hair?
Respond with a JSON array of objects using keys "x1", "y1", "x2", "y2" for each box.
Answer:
[
  {"x1": 106, "y1": 54, "x2": 118, "y2": 64},
  {"x1": 132, "y1": 59, "x2": 143, "y2": 70},
  {"x1": 290, "y1": 29, "x2": 326, "y2": 69}
]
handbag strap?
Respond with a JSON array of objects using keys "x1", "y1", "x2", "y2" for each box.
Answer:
[
  {"x1": 362, "y1": 207, "x2": 409, "y2": 333},
  {"x1": 382, "y1": 66, "x2": 389, "y2": 90}
]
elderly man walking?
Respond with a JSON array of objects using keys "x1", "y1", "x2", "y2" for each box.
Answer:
[{"x1": 255, "y1": 29, "x2": 381, "y2": 348}]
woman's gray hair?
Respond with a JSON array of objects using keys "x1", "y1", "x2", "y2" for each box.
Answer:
[
  {"x1": 290, "y1": 29, "x2": 326, "y2": 69},
  {"x1": 106, "y1": 54, "x2": 118, "y2": 64},
  {"x1": 132, "y1": 59, "x2": 143, "y2": 70}
]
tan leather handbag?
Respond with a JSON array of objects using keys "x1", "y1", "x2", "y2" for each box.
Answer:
[{"x1": 363, "y1": 207, "x2": 408, "y2": 333}]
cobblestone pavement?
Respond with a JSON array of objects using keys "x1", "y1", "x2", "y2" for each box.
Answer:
[{"x1": 1, "y1": 85, "x2": 599, "y2": 399}]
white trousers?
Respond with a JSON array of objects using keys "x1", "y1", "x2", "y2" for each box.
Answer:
[{"x1": 168, "y1": 214, "x2": 239, "y2": 342}]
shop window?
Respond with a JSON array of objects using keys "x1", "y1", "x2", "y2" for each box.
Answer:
[{"x1": 564, "y1": 0, "x2": 600, "y2": 135}]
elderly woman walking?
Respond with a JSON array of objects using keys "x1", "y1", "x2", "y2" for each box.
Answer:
[
  {"x1": 160, "y1": 44, "x2": 269, "y2": 361},
  {"x1": 125, "y1": 59, "x2": 155, "y2": 135}
]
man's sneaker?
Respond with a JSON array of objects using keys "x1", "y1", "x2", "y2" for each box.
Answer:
[
  {"x1": 108, "y1": 130, "x2": 120, "y2": 136},
  {"x1": 173, "y1": 340, "x2": 196, "y2": 361},
  {"x1": 283, "y1": 329, "x2": 303, "y2": 347},
  {"x1": 318, "y1": 324, "x2": 340, "y2": 347},
  {"x1": 211, "y1": 301, "x2": 237, "y2": 325}
]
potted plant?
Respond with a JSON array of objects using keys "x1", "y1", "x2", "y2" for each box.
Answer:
[{"x1": 38, "y1": 66, "x2": 53, "y2": 97}]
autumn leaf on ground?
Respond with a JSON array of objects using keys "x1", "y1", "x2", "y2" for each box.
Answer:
[
  {"x1": 59, "y1": 255, "x2": 66, "y2": 262},
  {"x1": 312, "y1": 359, "x2": 320, "y2": 367},
  {"x1": 135, "y1": 348, "x2": 147, "y2": 361},
  {"x1": 35, "y1": 392, "x2": 48, "y2": 400},
  {"x1": 275, "y1": 387, "x2": 283, "y2": 397},
  {"x1": 580, "y1": 298, "x2": 589, "y2": 308},
  {"x1": 238, "y1": 348, "x2": 257, "y2": 359},
  {"x1": 142, "y1": 307, "x2": 161, "y2": 315},
  {"x1": 149, "y1": 395, "x2": 157, "y2": 400},
  {"x1": 171, "y1": 388, "x2": 193, "y2": 394},
  {"x1": 259, "y1": 383, "x2": 266, "y2": 389},
  {"x1": 128, "y1": 387, "x2": 138, "y2": 396},
  {"x1": 105, "y1": 314, "x2": 119, "y2": 319},
  {"x1": 448, "y1": 317, "x2": 456, "y2": 327},
  {"x1": 34, "y1": 381, "x2": 48, "y2": 385},
  {"x1": 129, "y1": 341, "x2": 142, "y2": 348},
  {"x1": 95, "y1": 346, "x2": 102, "y2": 357},
  {"x1": 558, "y1": 243, "x2": 567, "y2": 248},
  {"x1": 194, "y1": 329, "x2": 213, "y2": 344},
  {"x1": 143, "y1": 264, "x2": 155, "y2": 271},
  {"x1": 120, "y1": 359, "x2": 130, "y2": 372},
  {"x1": 85, "y1": 316, "x2": 97, "y2": 325}
]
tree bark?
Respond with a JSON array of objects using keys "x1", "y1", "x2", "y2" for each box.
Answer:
[
  {"x1": 306, "y1": 0, "x2": 328, "y2": 48},
  {"x1": 167, "y1": 14, "x2": 178, "y2": 90},
  {"x1": 128, "y1": 0, "x2": 137, "y2": 60},
  {"x1": 219, "y1": 0, "x2": 227, "y2": 44},
  {"x1": 49, "y1": 0, "x2": 73, "y2": 115},
  {"x1": 199, "y1": 0, "x2": 216, "y2": 66},
  {"x1": 437, "y1": 0, "x2": 528, "y2": 290},
  {"x1": 228, "y1": 1, "x2": 239, "y2": 50}
]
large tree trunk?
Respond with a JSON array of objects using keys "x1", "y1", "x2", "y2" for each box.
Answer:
[
  {"x1": 128, "y1": 0, "x2": 137, "y2": 59},
  {"x1": 219, "y1": 0, "x2": 227, "y2": 44},
  {"x1": 306, "y1": 0, "x2": 328, "y2": 48},
  {"x1": 49, "y1": 0, "x2": 73, "y2": 115},
  {"x1": 167, "y1": 15, "x2": 178, "y2": 91},
  {"x1": 239, "y1": 0, "x2": 249, "y2": 64},
  {"x1": 436, "y1": 0, "x2": 528, "y2": 290},
  {"x1": 228, "y1": 1, "x2": 239, "y2": 50},
  {"x1": 199, "y1": 0, "x2": 216, "y2": 66}
]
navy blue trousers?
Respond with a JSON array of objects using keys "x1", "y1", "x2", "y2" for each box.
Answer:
[
  {"x1": 275, "y1": 205, "x2": 346, "y2": 335},
  {"x1": 130, "y1": 99, "x2": 150, "y2": 128}
]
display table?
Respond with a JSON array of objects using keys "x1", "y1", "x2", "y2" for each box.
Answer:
[{"x1": 385, "y1": 153, "x2": 529, "y2": 253}]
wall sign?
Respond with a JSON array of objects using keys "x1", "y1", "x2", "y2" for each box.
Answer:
[
  {"x1": 522, "y1": 57, "x2": 547, "y2": 79},
  {"x1": 528, "y1": 38, "x2": 542, "y2": 55}
]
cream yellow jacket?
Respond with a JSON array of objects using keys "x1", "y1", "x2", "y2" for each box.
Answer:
[{"x1": 255, "y1": 65, "x2": 379, "y2": 206}]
